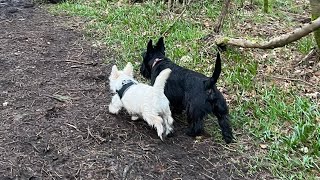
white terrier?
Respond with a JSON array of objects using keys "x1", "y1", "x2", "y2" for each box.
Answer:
[{"x1": 108, "y1": 62, "x2": 174, "y2": 140}]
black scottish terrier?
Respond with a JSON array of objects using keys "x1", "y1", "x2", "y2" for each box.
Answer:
[{"x1": 140, "y1": 37, "x2": 234, "y2": 143}]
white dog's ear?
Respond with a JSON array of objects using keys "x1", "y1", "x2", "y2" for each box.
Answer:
[
  {"x1": 124, "y1": 62, "x2": 133, "y2": 77},
  {"x1": 110, "y1": 65, "x2": 119, "y2": 79}
]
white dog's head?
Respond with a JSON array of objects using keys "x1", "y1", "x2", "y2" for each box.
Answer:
[{"x1": 109, "y1": 62, "x2": 135, "y2": 93}]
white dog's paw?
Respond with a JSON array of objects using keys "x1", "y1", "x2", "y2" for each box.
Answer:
[
  {"x1": 159, "y1": 134, "x2": 164, "y2": 141},
  {"x1": 165, "y1": 126, "x2": 173, "y2": 136},
  {"x1": 108, "y1": 104, "x2": 120, "y2": 114},
  {"x1": 131, "y1": 116, "x2": 139, "y2": 121},
  {"x1": 155, "y1": 124, "x2": 165, "y2": 141}
]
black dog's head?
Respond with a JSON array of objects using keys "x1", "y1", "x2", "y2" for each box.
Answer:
[{"x1": 140, "y1": 37, "x2": 166, "y2": 79}]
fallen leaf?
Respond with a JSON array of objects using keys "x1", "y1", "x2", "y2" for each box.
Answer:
[
  {"x1": 52, "y1": 94, "x2": 72, "y2": 102},
  {"x1": 203, "y1": 20, "x2": 212, "y2": 27},
  {"x1": 260, "y1": 144, "x2": 268, "y2": 149}
]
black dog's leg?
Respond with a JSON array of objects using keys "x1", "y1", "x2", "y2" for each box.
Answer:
[
  {"x1": 213, "y1": 102, "x2": 234, "y2": 143},
  {"x1": 216, "y1": 113, "x2": 233, "y2": 143},
  {"x1": 186, "y1": 105, "x2": 205, "y2": 137},
  {"x1": 209, "y1": 91, "x2": 234, "y2": 143}
]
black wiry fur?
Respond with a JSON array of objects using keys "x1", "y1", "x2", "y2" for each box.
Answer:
[{"x1": 140, "y1": 37, "x2": 234, "y2": 143}]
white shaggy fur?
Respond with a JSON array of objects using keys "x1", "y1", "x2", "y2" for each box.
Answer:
[{"x1": 108, "y1": 62, "x2": 174, "y2": 140}]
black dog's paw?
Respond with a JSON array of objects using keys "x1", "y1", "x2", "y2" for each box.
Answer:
[
  {"x1": 223, "y1": 134, "x2": 235, "y2": 144},
  {"x1": 186, "y1": 128, "x2": 202, "y2": 137},
  {"x1": 166, "y1": 131, "x2": 175, "y2": 138}
]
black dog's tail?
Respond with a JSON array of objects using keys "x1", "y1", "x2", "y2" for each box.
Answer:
[{"x1": 204, "y1": 52, "x2": 221, "y2": 89}]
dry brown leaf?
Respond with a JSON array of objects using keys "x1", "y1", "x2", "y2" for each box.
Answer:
[
  {"x1": 203, "y1": 21, "x2": 212, "y2": 27},
  {"x1": 260, "y1": 144, "x2": 268, "y2": 149}
]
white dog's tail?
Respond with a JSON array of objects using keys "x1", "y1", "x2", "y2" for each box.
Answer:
[{"x1": 153, "y1": 68, "x2": 171, "y2": 92}]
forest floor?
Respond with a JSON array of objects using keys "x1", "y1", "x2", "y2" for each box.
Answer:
[{"x1": 0, "y1": 0, "x2": 277, "y2": 179}]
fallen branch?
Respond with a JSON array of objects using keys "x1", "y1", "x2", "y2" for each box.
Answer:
[
  {"x1": 215, "y1": 16, "x2": 320, "y2": 49},
  {"x1": 265, "y1": 75, "x2": 317, "y2": 87}
]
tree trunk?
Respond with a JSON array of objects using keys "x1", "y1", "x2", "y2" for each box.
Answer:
[
  {"x1": 215, "y1": 16, "x2": 320, "y2": 49},
  {"x1": 213, "y1": 0, "x2": 231, "y2": 33},
  {"x1": 310, "y1": 0, "x2": 320, "y2": 50}
]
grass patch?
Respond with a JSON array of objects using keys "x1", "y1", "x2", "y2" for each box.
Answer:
[
  {"x1": 297, "y1": 36, "x2": 315, "y2": 54},
  {"x1": 50, "y1": 0, "x2": 320, "y2": 179},
  {"x1": 51, "y1": 0, "x2": 210, "y2": 69}
]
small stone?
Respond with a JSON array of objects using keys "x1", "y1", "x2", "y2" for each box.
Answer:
[
  {"x1": 299, "y1": 147, "x2": 308, "y2": 154},
  {"x1": 6, "y1": 7, "x2": 18, "y2": 14},
  {"x1": 3, "y1": 101, "x2": 8, "y2": 106}
]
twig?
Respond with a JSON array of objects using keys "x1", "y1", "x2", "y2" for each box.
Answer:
[
  {"x1": 54, "y1": 171, "x2": 62, "y2": 178},
  {"x1": 43, "y1": 94, "x2": 65, "y2": 102},
  {"x1": 122, "y1": 162, "x2": 135, "y2": 180},
  {"x1": 221, "y1": 144, "x2": 237, "y2": 152},
  {"x1": 43, "y1": 94, "x2": 71, "y2": 102},
  {"x1": 86, "y1": 126, "x2": 97, "y2": 141},
  {"x1": 64, "y1": 123, "x2": 81, "y2": 132},
  {"x1": 67, "y1": 88, "x2": 96, "y2": 91},
  {"x1": 41, "y1": 167, "x2": 50, "y2": 178},
  {"x1": 265, "y1": 75, "x2": 316, "y2": 87},
  {"x1": 162, "y1": 8, "x2": 188, "y2": 36},
  {"x1": 4, "y1": 141, "x2": 18, "y2": 146},
  {"x1": 55, "y1": 60, "x2": 98, "y2": 66},
  {"x1": 75, "y1": 164, "x2": 82, "y2": 179},
  {"x1": 86, "y1": 126, "x2": 106, "y2": 143},
  {"x1": 297, "y1": 48, "x2": 317, "y2": 66},
  {"x1": 26, "y1": 142, "x2": 40, "y2": 153},
  {"x1": 190, "y1": 168, "x2": 216, "y2": 180},
  {"x1": 201, "y1": 172, "x2": 216, "y2": 180}
]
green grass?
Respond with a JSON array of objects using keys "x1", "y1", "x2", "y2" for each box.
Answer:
[
  {"x1": 51, "y1": 0, "x2": 211, "y2": 69},
  {"x1": 50, "y1": 0, "x2": 319, "y2": 179},
  {"x1": 297, "y1": 36, "x2": 315, "y2": 54}
]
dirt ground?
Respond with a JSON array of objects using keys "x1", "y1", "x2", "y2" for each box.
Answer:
[{"x1": 0, "y1": 1, "x2": 274, "y2": 179}]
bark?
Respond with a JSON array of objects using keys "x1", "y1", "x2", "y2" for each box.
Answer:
[
  {"x1": 310, "y1": 0, "x2": 320, "y2": 50},
  {"x1": 213, "y1": 0, "x2": 231, "y2": 33},
  {"x1": 215, "y1": 16, "x2": 320, "y2": 49}
]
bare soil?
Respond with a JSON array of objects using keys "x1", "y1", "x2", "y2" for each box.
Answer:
[{"x1": 0, "y1": 1, "x2": 273, "y2": 179}]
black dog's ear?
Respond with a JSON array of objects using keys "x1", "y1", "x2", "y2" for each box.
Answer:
[
  {"x1": 156, "y1": 37, "x2": 165, "y2": 55},
  {"x1": 147, "y1": 39, "x2": 153, "y2": 52}
]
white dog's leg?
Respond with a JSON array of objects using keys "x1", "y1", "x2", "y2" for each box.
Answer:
[
  {"x1": 108, "y1": 95, "x2": 123, "y2": 114},
  {"x1": 163, "y1": 116, "x2": 173, "y2": 135},
  {"x1": 163, "y1": 108, "x2": 174, "y2": 135},
  {"x1": 164, "y1": 116, "x2": 174, "y2": 135},
  {"x1": 131, "y1": 116, "x2": 139, "y2": 121},
  {"x1": 143, "y1": 113, "x2": 165, "y2": 141}
]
